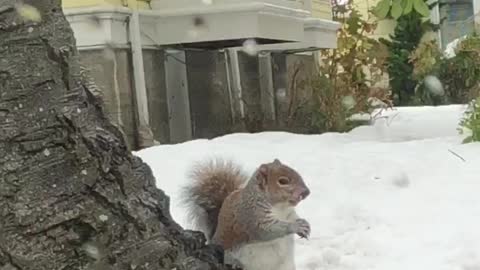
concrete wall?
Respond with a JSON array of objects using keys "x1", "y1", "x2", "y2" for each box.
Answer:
[
  {"x1": 77, "y1": 46, "x2": 327, "y2": 149},
  {"x1": 271, "y1": 53, "x2": 317, "y2": 133},
  {"x1": 78, "y1": 48, "x2": 173, "y2": 150},
  {"x1": 79, "y1": 49, "x2": 138, "y2": 149},
  {"x1": 142, "y1": 49, "x2": 170, "y2": 144},
  {"x1": 237, "y1": 52, "x2": 264, "y2": 132},
  {"x1": 63, "y1": 1, "x2": 340, "y2": 149},
  {"x1": 185, "y1": 51, "x2": 234, "y2": 139},
  {"x1": 229, "y1": 52, "x2": 319, "y2": 133}
]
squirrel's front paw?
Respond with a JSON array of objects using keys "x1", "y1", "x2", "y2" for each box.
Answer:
[{"x1": 293, "y1": 218, "x2": 310, "y2": 239}]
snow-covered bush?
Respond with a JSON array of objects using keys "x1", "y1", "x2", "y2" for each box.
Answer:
[
  {"x1": 460, "y1": 97, "x2": 480, "y2": 143},
  {"x1": 440, "y1": 35, "x2": 480, "y2": 104},
  {"x1": 408, "y1": 39, "x2": 445, "y2": 105},
  {"x1": 409, "y1": 35, "x2": 480, "y2": 105}
]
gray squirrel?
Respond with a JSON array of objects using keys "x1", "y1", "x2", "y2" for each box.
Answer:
[{"x1": 181, "y1": 158, "x2": 311, "y2": 270}]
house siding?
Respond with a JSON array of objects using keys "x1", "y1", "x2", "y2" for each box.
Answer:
[
  {"x1": 311, "y1": 0, "x2": 333, "y2": 20},
  {"x1": 63, "y1": 0, "x2": 150, "y2": 9}
]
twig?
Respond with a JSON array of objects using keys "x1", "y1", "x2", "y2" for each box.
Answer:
[
  {"x1": 287, "y1": 62, "x2": 302, "y2": 119},
  {"x1": 371, "y1": 107, "x2": 387, "y2": 121},
  {"x1": 371, "y1": 111, "x2": 399, "y2": 126},
  {"x1": 384, "y1": 112, "x2": 400, "y2": 126},
  {"x1": 448, "y1": 149, "x2": 466, "y2": 162}
]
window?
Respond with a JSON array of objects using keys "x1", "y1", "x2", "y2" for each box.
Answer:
[{"x1": 439, "y1": 0, "x2": 475, "y2": 48}]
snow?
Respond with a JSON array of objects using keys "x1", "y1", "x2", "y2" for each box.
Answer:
[
  {"x1": 349, "y1": 105, "x2": 467, "y2": 142},
  {"x1": 135, "y1": 104, "x2": 480, "y2": 270},
  {"x1": 444, "y1": 35, "x2": 467, "y2": 59}
]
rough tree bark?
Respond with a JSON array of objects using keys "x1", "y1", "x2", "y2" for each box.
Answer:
[{"x1": 0, "y1": 1, "x2": 230, "y2": 269}]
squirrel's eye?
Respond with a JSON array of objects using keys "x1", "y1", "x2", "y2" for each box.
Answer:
[{"x1": 278, "y1": 177, "x2": 290, "y2": 185}]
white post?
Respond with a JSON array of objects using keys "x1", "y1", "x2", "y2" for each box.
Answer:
[
  {"x1": 429, "y1": 0, "x2": 443, "y2": 49},
  {"x1": 258, "y1": 52, "x2": 276, "y2": 121},
  {"x1": 224, "y1": 50, "x2": 237, "y2": 121},
  {"x1": 129, "y1": 11, "x2": 156, "y2": 147},
  {"x1": 474, "y1": 0, "x2": 480, "y2": 30},
  {"x1": 227, "y1": 49, "x2": 245, "y2": 118}
]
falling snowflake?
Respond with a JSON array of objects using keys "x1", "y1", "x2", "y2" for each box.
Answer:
[
  {"x1": 82, "y1": 242, "x2": 101, "y2": 260},
  {"x1": 242, "y1": 39, "x2": 258, "y2": 56},
  {"x1": 276, "y1": 88, "x2": 287, "y2": 99},
  {"x1": 424, "y1": 75, "x2": 444, "y2": 96},
  {"x1": 15, "y1": 4, "x2": 42, "y2": 23},
  {"x1": 342, "y1": 95, "x2": 356, "y2": 110}
]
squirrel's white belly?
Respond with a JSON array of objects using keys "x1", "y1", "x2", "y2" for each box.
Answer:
[
  {"x1": 227, "y1": 234, "x2": 295, "y2": 270},
  {"x1": 227, "y1": 204, "x2": 297, "y2": 270}
]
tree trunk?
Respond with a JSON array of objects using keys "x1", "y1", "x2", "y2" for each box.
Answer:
[{"x1": 0, "y1": 1, "x2": 229, "y2": 269}]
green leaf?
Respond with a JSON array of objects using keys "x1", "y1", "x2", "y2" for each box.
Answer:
[
  {"x1": 420, "y1": 16, "x2": 431, "y2": 23},
  {"x1": 372, "y1": 0, "x2": 391, "y2": 19},
  {"x1": 391, "y1": 0, "x2": 403, "y2": 19},
  {"x1": 413, "y1": 0, "x2": 430, "y2": 17},
  {"x1": 347, "y1": 13, "x2": 362, "y2": 33},
  {"x1": 463, "y1": 136, "x2": 473, "y2": 144},
  {"x1": 404, "y1": 0, "x2": 414, "y2": 14}
]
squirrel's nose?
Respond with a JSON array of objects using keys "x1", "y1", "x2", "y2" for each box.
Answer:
[{"x1": 300, "y1": 187, "x2": 310, "y2": 199}]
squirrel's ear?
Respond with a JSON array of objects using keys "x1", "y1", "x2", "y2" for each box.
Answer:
[
  {"x1": 257, "y1": 164, "x2": 268, "y2": 190},
  {"x1": 273, "y1": 159, "x2": 282, "y2": 165}
]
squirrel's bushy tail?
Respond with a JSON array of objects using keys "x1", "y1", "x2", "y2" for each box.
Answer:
[{"x1": 181, "y1": 158, "x2": 247, "y2": 241}]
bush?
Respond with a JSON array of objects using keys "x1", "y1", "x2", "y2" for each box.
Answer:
[
  {"x1": 460, "y1": 97, "x2": 480, "y2": 143},
  {"x1": 439, "y1": 35, "x2": 480, "y2": 103},
  {"x1": 408, "y1": 39, "x2": 446, "y2": 105},
  {"x1": 409, "y1": 39, "x2": 442, "y2": 80},
  {"x1": 409, "y1": 35, "x2": 480, "y2": 105},
  {"x1": 455, "y1": 36, "x2": 480, "y2": 143},
  {"x1": 304, "y1": 1, "x2": 391, "y2": 132},
  {"x1": 379, "y1": 11, "x2": 435, "y2": 105}
]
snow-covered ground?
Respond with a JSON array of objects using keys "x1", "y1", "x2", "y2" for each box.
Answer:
[{"x1": 135, "y1": 105, "x2": 480, "y2": 270}]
